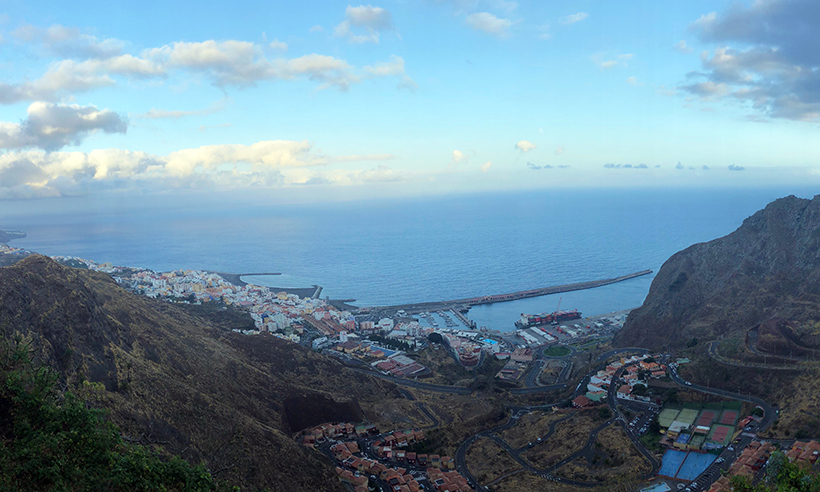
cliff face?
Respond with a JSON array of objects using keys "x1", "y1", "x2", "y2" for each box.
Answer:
[
  {"x1": 615, "y1": 195, "x2": 820, "y2": 350},
  {"x1": 0, "y1": 255, "x2": 401, "y2": 491}
]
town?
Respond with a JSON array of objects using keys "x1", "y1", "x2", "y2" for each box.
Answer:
[{"x1": 34, "y1": 254, "x2": 820, "y2": 492}]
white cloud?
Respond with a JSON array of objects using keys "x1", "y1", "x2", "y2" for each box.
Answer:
[
  {"x1": 145, "y1": 40, "x2": 394, "y2": 91},
  {"x1": 363, "y1": 55, "x2": 417, "y2": 89},
  {"x1": 346, "y1": 5, "x2": 393, "y2": 30},
  {"x1": 334, "y1": 5, "x2": 393, "y2": 44},
  {"x1": 0, "y1": 139, "x2": 405, "y2": 198},
  {"x1": 593, "y1": 53, "x2": 633, "y2": 70},
  {"x1": 0, "y1": 139, "x2": 342, "y2": 198},
  {"x1": 480, "y1": 161, "x2": 492, "y2": 173},
  {"x1": 626, "y1": 76, "x2": 643, "y2": 86},
  {"x1": 680, "y1": 80, "x2": 731, "y2": 99},
  {"x1": 0, "y1": 34, "x2": 414, "y2": 103},
  {"x1": 451, "y1": 150, "x2": 466, "y2": 162},
  {"x1": 515, "y1": 140, "x2": 536, "y2": 153},
  {"x1": 465, "y1": 12, "x2": 513, "y2": 38},
  {"x1": 538, "y1": 24, "x2": 551, "y2": 40},
  {"x1": 269, "y1": 39, "x2": 288, "y2": 51},
  {"x1": 554, "y1": 146, "x2": 564, "y2": 156},
  {"x1": 674, "y1": 40, "x2": 693, "y2": 53},
  {"x1": 309, "y1": 25, "x2": 324, "y2": 33},
  {"x1": 0, "y1": 102, "x2": 127, "y2": 151},
  {"x1": 561, "y1": 12, "x2": 588, "y2": 25},
  {"x1": 11, "y1": 24, "x2": 125, "y2": 59}
]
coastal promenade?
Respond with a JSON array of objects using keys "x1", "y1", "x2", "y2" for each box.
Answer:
[{"x1": 358, "y1": 269, "x2": 652, "y2": 315}]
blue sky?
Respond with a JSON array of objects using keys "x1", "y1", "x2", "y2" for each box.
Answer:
[{"x1": 0, "y1": 0, "x2": 819, "y2": 201}]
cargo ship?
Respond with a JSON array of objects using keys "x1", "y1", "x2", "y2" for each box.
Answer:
[{"x1": 515, "y1": 309, "x2": 581, "y2": 328}]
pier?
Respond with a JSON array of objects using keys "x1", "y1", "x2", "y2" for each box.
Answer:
[
  {"x1": 358, "y1": 269, "x2": 652, "y2": 315},
  {"x1": 211, "y1": 271, "x2": 281, "y2": 287}
]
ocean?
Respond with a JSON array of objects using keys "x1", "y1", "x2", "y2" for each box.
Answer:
[{"x1": 3, "y1": 187, "x2": 815, "y2": 331}]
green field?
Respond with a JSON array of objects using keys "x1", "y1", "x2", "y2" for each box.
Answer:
[{"x1": 544, "y1": 345, "x2": 572, "y2": 357}]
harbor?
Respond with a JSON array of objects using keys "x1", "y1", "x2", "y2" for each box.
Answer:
[{"x1": 357, "y1": 269, "x2": 652, "y2": 317}]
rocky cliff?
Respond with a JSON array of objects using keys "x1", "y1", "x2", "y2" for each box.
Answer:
[{"x1": 615, "y1": 194, "x2": 820, "y2": 351}]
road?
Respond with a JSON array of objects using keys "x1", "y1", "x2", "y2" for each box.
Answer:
[
  {"x1": 707, "y1": 340, "x2": 804, "y2": 371},
  {"x1": 350, "y1": 367, "x2": 474, "y2": 395},
  {"x1": 523, "y1": 344, "x2": 576, "y2": 388}
]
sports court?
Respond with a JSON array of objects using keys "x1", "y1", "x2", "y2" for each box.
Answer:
[
  {"x1": 719, "y1": 409, "x2": 739, "y2": 426},
  {"x1": 696, "y1": 409, "x2": 719, "y2": 427},
  {"x1": 658, "y1": 449, "x2": 687, "y2": 478},
  {"x1": 658, "y1": 408, "x2": 681, "y2": 428},
  {"x1": 676, "y1": 452, "x2": 717, "y2": 481},
  {"x1": 658, "y1": 449, "x2": 716, "y2": 481},
  {"x1": 707, "y1": 424, "x2": 735, "y2": 446},
  {"x1": 676, "y1": 408, "x2": 700, "y2": 426}
]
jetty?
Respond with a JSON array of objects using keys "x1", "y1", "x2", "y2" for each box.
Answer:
[
  {"x1": 358, "y1": 269, "x2": 652, "y2": 315},
  {"x1": 211, "y1": 271, "x2": 281, "y2": 287}
]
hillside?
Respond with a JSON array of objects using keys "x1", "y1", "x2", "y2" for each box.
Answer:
[
  {"x1": 614, "y1": 195, "x2": 820, "y2": 438},
  {"x1": 0, "y1": 255, "x2": 406, "y2": 491},
  {"x1": 615, "y1": 194, "x2": 820, "y2": 351}
]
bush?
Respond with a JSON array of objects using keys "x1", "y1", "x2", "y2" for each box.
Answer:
[{"x1": 0, "y1": 338, "x2": 238, "y2": 492}]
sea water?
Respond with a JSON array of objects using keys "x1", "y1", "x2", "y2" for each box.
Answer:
[{"x1": 3, "y1": 187, "x2": 814, "y2": 331}]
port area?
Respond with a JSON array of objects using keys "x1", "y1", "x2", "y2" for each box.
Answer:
[
  {"x1": 496, "y1": 308, "x2": 634, "y2": 350},
  {"x1": 356, "y1": 269, "x2": 651, "y2": 318}
]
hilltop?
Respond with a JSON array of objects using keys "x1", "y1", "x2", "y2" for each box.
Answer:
[{"x1": 0, "y1": 255, "x2": 409, "y2": 491}]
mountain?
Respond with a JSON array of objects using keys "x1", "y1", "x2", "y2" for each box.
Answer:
[
  {"x1": 615, "y1": 194, "x2": 820, "y2": 351},
  {"x1": 0, "y1": 255, "x2": 403, "y2": 491}
]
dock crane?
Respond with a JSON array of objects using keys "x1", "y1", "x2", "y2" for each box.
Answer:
[{"x1": 551, "y1": 297, "x2": 562, "y2": 325}]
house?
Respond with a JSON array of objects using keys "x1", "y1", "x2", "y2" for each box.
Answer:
[
  {"x1": 616, "y1": 384, "x2": 633, "y2": 399},
  {"x1": 572, "y1": 395, "x2": 593, "y2": 408}
]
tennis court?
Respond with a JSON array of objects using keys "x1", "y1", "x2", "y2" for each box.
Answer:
[
  {"x1": 676, "y1": 408, "x2": 700, "y2": 426},
  {"x1": 676, "y1": 452, "x2": 717, "y2": 481},
  {"x1": 707, "y1": 424, "x2": 734, "y2": 446},
  {"x1": 696, "y1": 409, "x2": 719, "y2": 427},
  {"x1": 658, "y1": 408, "x2": 681, "y2": 428},
  {"x1": 719, "y1": 409, "x2": 739, "y2": 425}
]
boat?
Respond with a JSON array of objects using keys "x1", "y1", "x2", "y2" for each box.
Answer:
[{"x1": 515, "y1": 309, "x2": 581, "y2": 328}]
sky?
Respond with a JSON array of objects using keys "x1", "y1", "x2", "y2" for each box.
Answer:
[{"x1": 0, "y1": 0, "x2": 819, "y2": 202}]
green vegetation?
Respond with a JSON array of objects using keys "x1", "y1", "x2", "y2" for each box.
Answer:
[
  {"x1": 729, "y1": 451, "x2": 820, "y2": 491},
  {"x1": 544, "y1": 345, "x2": 571, "y2": 357},
  {"x1": 368, "y1": 334, "x2": 413, "y2": 351},
  {"x1": 0, "y1": 338, "x2": 237, "y2": 492}
]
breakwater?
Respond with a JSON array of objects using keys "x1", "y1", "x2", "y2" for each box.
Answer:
[
  {"x1": 212, "y1": 271, "x2": 281, "y2": 287},
  {"x1": 359, "y1": 269, "x2": 652, "y2": 315}
]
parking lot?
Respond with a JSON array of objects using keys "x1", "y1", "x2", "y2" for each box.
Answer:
[{"x1": 620, "y1": 400, "x2": 659, "y2": 435}]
